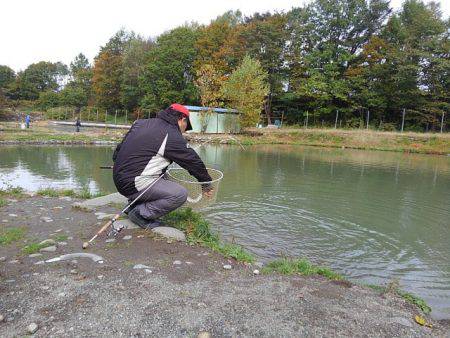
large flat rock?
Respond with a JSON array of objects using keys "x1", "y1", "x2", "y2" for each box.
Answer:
[
  {"x1": 152, "y1": 226, "x2": 186, "y2": 241},
  {"x1": 73, "y1": 193, "x2": 127, "y2": 211}
]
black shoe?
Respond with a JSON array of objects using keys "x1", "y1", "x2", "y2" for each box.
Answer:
[{"x1": 128, "y1": 208, "x2": 163, "y2": 229}]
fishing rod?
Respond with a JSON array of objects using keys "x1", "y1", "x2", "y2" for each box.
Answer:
[{"x1": 82, "y1": 172, "x2": 165, "y2": 249}]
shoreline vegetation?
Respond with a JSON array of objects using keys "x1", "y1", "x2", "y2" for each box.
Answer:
[
  {"x1": 0, "y1": 121, "x2": 449, "y2": 155},
  {"x1": 0, "y1": 186, "x2": 433, "y2": 316}
]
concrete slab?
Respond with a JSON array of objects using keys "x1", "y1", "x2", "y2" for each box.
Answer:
[{"x1": 72, "y1": 193, "x2": 127, "y2": 211}]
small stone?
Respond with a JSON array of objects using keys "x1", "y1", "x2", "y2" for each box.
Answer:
[
  {"x1": 41, "y1": 286, "x2": 50, "y2": 290},
  {"x1": 145, "y1": 269, "x2": 152, "y2": 273},
  {"x1": 197, "y1": 331, "x2": 212, "y2": 338},
  {"x1": 133, "y1": 264, "x2": 151, "y2": 270},
  {"x1": 123, "y1": 235, "x2": 132, "y2": 240},
  {"x1": 97, "y1": 275, "x2": 104, "y2": 279},
  {"x1": 29, "y1": 253, "x2": 43, "y2": 258},
  {"x1": 185, "y1": 261, "x2": 193, "y2": 265},
  {"x1": 32, "y1": 273, "x2": 39, "y2": 276},
  {"x1": 40, "y1": 245, "x2": 57, "y2": 252},
  {"x1": 254, "y1": 261, "x2": 264, "y2": 268},
  {"x1": 105, "y1": 238, "x2": 116, "y2": 243},
  {"x1": 9, "y1": 260, "x2": 19, "y2": 264},
  {"x1": 2, "y1": 220, "x2": 8, "y2": 223},
  {"x1": 0, "y1": 314, "x2": 4, "y2": 322},
  {"x1": 34, "y1": 261, "x2": 45, "y2": 265},
  {"x1": 223, "y1": 264, "x2": 232, "y2": 270},
  {"x1": 5, "y1": 279, "x2": 15, "y2": 283},
  {"x1": 8, "y1": 214, "x2": 18, "y2": 217},
  {"x1": 71, "y1": 260, "x2": 78, "y2": 264},
  {"x1": 173, "y1": 260, "x2": 182, "y2": 265},
  {"x1": 253, "y1": 269, "x2": 260, "y2": 275},
  {"x1": 98, "y1": 260, "x2": 104, "y2": 264},
  {"x1": 40, "y1": 216, "x2": 53, "y2": 223},
  {"x1": 58, "y1": 241, "x2": 67, "y2": 246},
  {"x1": 58, "y1": 292, "x2": 66, "y2": 297},
  {"x1": 70, "y1": 269, "x2": 77, "y2": 275},
  {"x1": 53, "y1": 206, "x2": 63, "y2": 209},
  {"x1": 68, "y1": 236, "x2": 73, "y2": 240},
  {"x1": 137, "y1": 235, "x2": 144, "y2": 238},
  {"x1": 27, "y1": 322, "x2": 38, "y2": 334},
  {"x1": 0, "y1": 257, "x2": 6, "y2": 262},
  {"x1": 39, "y1": 239, "x2": 56, "y2": 246}
]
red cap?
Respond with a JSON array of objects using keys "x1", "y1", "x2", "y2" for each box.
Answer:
[{"x1": 170, "y1": 103, "x2": 189, "y2": 117}]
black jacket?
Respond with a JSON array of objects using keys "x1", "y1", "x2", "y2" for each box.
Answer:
[{"x1": 112, "y1": 110, "x2": 211, "y2": 197}]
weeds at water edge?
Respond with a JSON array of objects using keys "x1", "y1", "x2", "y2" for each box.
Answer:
[{"x1": 162, "y1": 208, "x2": 254, "y2": 263}]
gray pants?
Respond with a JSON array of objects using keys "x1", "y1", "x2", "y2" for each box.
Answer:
[{"x1": 128, "y1": 178, "x2": 188, "y2": 220}]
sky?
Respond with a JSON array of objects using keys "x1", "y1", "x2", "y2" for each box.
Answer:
[{"x1": 1, "y1": 0, "x2": 449, "y2": 72}]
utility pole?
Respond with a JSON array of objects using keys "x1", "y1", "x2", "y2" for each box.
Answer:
[
  {"x1": 305, "y1": 111, "x2": 309, "y2": 129},
  {"x1": 335, "y1": 110, "x2": 339, "y2": 129},
  {"x1": 366, "y1": 109, "x2": 370, "y2": 130},
  {"x1": 441, "y1": 112, "x2": 445, "y2": 133},
  {"x1": 401, "y1": 108, "x2": 405, "y2": 132}
]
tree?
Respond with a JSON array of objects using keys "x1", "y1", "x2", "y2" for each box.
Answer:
[
  {"x1": 287, "y1": 0, "x2": 390, "y2": 125},
  {"x1": 121, "y1": 37, "x2": 154, "y2": 111},
  {"x1": 194, "y1": 64, "x2": 225, "y2": 131},
  {"x1": 0, "y1": 65, "x2": 15, "y2": 89},
  {"x1": 140, "y1": 26, "x2": 199, "y2": 110},
  {"x1": 222, "y1": 55, "x2": 269, "y2": 128},
  {"x1": 92, "y1": 30, "x2": 135, "y2": 110},
  {"x1": 63, "y1": 53, "x2": 93, "y2": 109},
  {"x1": 194, "y1": 11, "x2": 246, "y2": 76},
  {"x1": 240, "y1": 12, "x2": 289, "y2": 123}
]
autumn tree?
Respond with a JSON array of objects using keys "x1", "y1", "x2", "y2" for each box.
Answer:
[{"x1": 194, "y1": 64, "x2": 225, "y2": 131}]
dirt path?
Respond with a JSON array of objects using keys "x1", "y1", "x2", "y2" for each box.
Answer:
[{"x1": 0, "y1": 196, "x2": 448, "y2": 337}]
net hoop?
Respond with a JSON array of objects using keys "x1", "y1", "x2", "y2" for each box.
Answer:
[{"x1": 166, "y1": 167, "x2": 223, "y2": 184}]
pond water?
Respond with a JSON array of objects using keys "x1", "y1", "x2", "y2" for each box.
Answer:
[{"x1": 0, "y1": 144, "x2": 449, "y2": 319}]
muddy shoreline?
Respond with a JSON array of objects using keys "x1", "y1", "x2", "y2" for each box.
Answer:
[{"x1": 1, "y1": 194, "x2": 449, "y2": 336}]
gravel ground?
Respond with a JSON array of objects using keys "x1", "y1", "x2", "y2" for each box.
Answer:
[{"x1": 1, "y1": 196, "x2": 449, "y2": 337}]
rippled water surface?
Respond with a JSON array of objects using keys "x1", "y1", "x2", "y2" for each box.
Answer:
[{"x1": 0, "y1": 144, "x2": 449, "y2": 319}]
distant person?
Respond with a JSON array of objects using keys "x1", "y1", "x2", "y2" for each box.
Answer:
[
  {"x1": 25, "y1": 114, "x2": 31, "y2": 128},
  {"x1": 75, "y1": 117, "x2": 81, "y2": 132}
]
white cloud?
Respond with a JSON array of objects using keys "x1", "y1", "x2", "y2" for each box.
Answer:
[{"x1": 1, "y1": 0, "x2": 448, "y2": 72}]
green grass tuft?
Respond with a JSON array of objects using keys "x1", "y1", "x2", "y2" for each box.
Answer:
[
  {"x1": 36, "y1": 187, "x2": 104, "y2": 199},
  {"x1": 0, "y1": 198, "x2": 6, "y2": 207},
  {"x1": 396, "y1": 290, "x2": 432, "y2": 314},
  {"x1": 22, "y1": 241, "x2": 53, "y2": 254},
  {"x1": 0, "y1": 227, "x2": 26, "y2": 245},
  {"x1": 53, "y1": 234, "x2": 68, "y2": 242},
  {"x1": 364, "y1": 282, "x2": 431, "y2": 314},
  {"x1": 162, "y1": 208, "x2": 254, "y2": 263},
  {"x1": 262, "y1": 258, "x2": 343, "y2": 280},
  {"x1": 0, "y1": 186, "x2": 25, "y2": 198}
]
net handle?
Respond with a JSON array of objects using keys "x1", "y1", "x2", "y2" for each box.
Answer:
[{"x1": 166, "y1": 167, "x2": 223, "y2": 185}]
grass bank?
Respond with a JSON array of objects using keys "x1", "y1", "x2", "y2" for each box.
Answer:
[
  {"x1": 2, "y1": 121, "x2": 449, "y2": 155},
  {"x1": 235, "y1": 128, "x2": 450, "y2": 155}
]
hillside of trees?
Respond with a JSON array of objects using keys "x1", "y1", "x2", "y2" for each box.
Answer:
[{"x1": 0, "y1": 0, "x2": 448, "y2": 132}]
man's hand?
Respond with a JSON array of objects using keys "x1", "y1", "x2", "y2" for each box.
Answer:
[
  {"x1": 202, "y1": 184, "x2": 213, "y2": 198},
  {"x1": 203, "y1": 188, "x2": 214, "y2": 198}
]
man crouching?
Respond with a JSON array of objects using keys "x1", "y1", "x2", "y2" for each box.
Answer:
[{"x1": 112, "y1": 103, "x2": 212, "y2": 229}]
